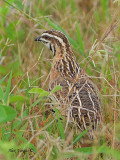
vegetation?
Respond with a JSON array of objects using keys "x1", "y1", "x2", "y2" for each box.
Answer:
[{"x1": 0, "y1": 0, "x2": 120, "y2": 159}]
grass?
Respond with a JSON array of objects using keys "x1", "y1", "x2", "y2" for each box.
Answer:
[{"x1": 0, "y1": 0, "x2": 120, "y2": 159}]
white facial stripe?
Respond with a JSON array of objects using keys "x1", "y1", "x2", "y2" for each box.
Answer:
[
  {"x1": 45, "y1": 42, "x2": 50, "y2": 48},
  {"x1": 40, "y1": 37, "x2": 55, "y2": 56},
  {"x1": 40, "y1": 37, "x2": 50, "y2": 49},
  {"x1": 40, "y1": 37, "x2": 50, "y2": 43},
  {"x1": 51, "y1": 44, "x2": 55, "y2": 56},
  {"x1": 42, "y1": 33, "x2": 65, "y2": 47}
]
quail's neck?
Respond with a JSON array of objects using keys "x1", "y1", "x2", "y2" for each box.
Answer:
[{"x1": 53, "y1": 49, "x2": 81, "y2": 80}]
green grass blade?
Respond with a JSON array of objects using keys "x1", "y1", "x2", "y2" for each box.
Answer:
[
  {"x1": 61, "y1": 0, "x2": 67, "y2": 10},
  {"x1": 75, "y1": 145, "x2": 120, "y2": 159},
  {"x1": 0, "y1": 86, "x2": 3, "y2": 101},
  {"x1": 70, "y1": 0, "x2": 76, "y2": 13},
  {"x1": 4, "y1": 72, "x2": 12, "y2": 104},
  {"x1": 75, "y1": 146, "x2": 105, "y2": 154},
  {"x1": 76, "y1": 22, "x2": 84, "y2": 55},
  {"x1": 105, "y1": 146, "x2": 120, "y2": 160},
  {"x1": 54, "y1": 108, "x2": 65, "y2": 140},
  {"x1": 3, "y1": 0, "x2": 45, "y2": 28},
  {"x1": 44, "y1": 18, "x2": 83, "y2": 54},
  {"x1": 0, "y1": 73, "x2": 9, "y2": 85},
  {"x1": 44, "y1": 17, "x2": 59, "y2": 30},
  {"x1": 101, "y1": 0, "x2": 109, "y2": 17},
  {"x1": 72, "y1": 128, "x2": 88, "y2": 146}
]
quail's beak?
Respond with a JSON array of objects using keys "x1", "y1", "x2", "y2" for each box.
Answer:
[{"x1": 34, "y1": 36, "x2": 42, "y2": 42}]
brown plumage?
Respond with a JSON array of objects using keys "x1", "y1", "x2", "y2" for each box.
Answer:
[{"x1": 35, "y1": 30, "x2": 102, "y2": 138}]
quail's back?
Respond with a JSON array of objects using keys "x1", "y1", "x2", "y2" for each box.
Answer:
[{"x1": 35, "y1": 30, "x2": 102, "y2": 138}]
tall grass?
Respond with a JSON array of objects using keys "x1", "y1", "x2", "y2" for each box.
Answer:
[{"x1": 0, "y1": 0, "x2": 120, "y2": 159}]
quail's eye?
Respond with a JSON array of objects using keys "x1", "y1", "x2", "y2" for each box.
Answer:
[{"x1": 44, "y1": 36, "x2": 49, "y2": 39}]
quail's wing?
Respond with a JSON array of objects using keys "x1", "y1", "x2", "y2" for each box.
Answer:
[{"x1": 69, "y1": 75, "x2": 102, "y2": 131}]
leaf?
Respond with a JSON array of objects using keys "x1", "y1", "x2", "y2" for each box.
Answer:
[
  {"x1": 9, "y1": 95, "x2": 28, "y2": 103},
  {"x1": 29, "y1": 88, "x2": 49, "y2": 97},
  {"x1": 0, "y1": 86, "x2": 3, "y2": 100},
  {"x1": 4, "y1": 72, "x2": 12, "y2": 104},
  {"x1": 29, "y1": 88, "x2": 49, "y2": 94},
  {"x1": 39, "y1": 91, "x2": 50, "y2": 97},
  {"x1": 51, "y1": 85, "x2": 62, "y2": 94},
  {"x1": 0, "y1": 105, "x2": 17, "y2": 123},
  {"x1": 29, "y1": 88, "x2": 45, "y2": 93}
]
